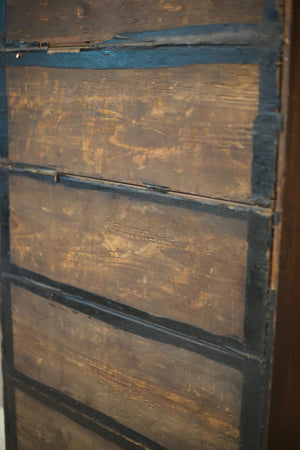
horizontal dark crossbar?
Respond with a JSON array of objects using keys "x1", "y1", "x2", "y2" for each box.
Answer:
[
  {"x1": 5, "y1": 265, "x2": 259, "y2": 371},
  {"x1": 2, "y1": 164, "x2": 271, "y2": 221},
  {"x1": 1, "y1": 45, "x2": 259, "y2": 69}
]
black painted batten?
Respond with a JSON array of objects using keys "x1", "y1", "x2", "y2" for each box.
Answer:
[
  {"x1": 3, "y1": 44, "x2": 259, "y2": 68},
  {"x1": 5, "y1": 268, "x2": 252, "y2": 371},
  {"x1": 4, "y1": 165, "x2": 268, "y2": 219},
  {"x1": 0, "y1": 171, "x2": 18, "y2": 450}
]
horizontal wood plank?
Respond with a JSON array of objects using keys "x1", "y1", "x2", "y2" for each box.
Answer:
[
  {"x1": 15, "y1": 389, "x2": 122, "y2": 450},
  {"x1": 12, "y1": 285, "x2": 243, "y2": 449},
  {"x1": 6, "y1": 65, "x2": 259, "y2": 203},
  {"x1": 6, "y1": 0, "x2": 264, "y2": 45},
  {"x1": 9, "y1": 175, "x2": 249, "y2": 340}
]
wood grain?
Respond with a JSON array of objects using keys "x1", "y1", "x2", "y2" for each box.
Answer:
[
  {"x1": 12, "y1": 285, "x2": 242, "y2": 450},
  {"x1": 15, "y1": 389, "x2": 122, "y2": 450},
  {"x1": 6, "y1": 0, "x2": 264, "y2": 45},
  {"x1": 9, "y1": 175, "x2": 248, "y2": 340},
  {"x1": 6, "y1": 65, "x2": 259, "y2": 203}
]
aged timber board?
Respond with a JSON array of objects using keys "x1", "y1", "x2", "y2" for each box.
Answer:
[{"x1": 6, "y1": 64, "x2": 260, "y2": 203}]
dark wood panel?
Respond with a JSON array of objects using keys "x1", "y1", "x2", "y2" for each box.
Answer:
[
  {"x1": 12, "y1": 285, "x2": 243, "y2": 450},
  {"x1": 15, "y1": 389, "x2": 122, "y2": 450},
  {"x1": 268, "y1": 1, "x2": 300, "y2": 448},
  {"x1": 9, "y1": 175, "x2": 248, "y2": 340},
  {"x1": 6, "y1": 0, "x2": 264, "y2": 45},
  {"x1": 6, "y1": 65, "x2": 259, "y2": 202}
]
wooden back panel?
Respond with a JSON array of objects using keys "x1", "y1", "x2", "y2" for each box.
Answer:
[{"x1": 0, "y1": 0, "x2": 286, "y2": 448}]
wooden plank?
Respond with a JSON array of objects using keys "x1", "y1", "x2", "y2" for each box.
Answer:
[
  {"x1": 9, "y1": 175, "x2": 248, "y2": 340},
  {"x1": 12, "y1": 285, "x2": 243, "y2": 449},
  {"x1": 15, "y1": 389, "x2": 122, "y2": 450},
  {"x1": 6, "y1": 0, "x2": 264, "y2": 45},
  {"x1": 6, "y1": 65, "x2": 259, "y2": 203}
]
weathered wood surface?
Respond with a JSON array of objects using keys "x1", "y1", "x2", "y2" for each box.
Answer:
[
  {"x1": 9, "y1": 175, "x2": 249, "y2": 340},
  {"x1": 6, "y1": 0, "x2": 265, "y2": 45},
  {"x1": 15, "y1": 389, "x2": 122, "y2": 450},
  {"x1": 12, "y1": 285, "x2": 243, "y2": 449},
  {"x1": 6, "y1": 65, "x2": 259, "y2": 203}
]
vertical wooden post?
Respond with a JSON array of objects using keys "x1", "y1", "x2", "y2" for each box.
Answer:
[{"x1": 268, "y1": 0, "x2": 300, "y2": 447}]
